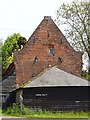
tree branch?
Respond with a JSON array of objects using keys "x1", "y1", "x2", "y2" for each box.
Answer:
[{"x1": 67, "y1": 21, "x2": 89, "y2": 54}]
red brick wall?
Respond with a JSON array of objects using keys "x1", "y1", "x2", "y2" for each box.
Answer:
[{"x1": 14, "y1": 16, "x2": 82, "y2": 86}]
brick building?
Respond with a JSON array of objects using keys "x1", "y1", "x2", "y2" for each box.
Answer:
[
  {"x1": 14, "y1": 16, "x2": 82, "y2": 86},
  {"x1": 2, "y1": 16, "x2": 90, "y2": 111}
]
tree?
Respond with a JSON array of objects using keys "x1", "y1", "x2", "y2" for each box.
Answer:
[
  {"x1": 2, "y1": 33, "x2": 27, "y2": 71},
  {"x1": 17, "y1": 37, "x2": 27, "y2": 49},
  {"x1": 55, "y1": 0, "x2": 90, "y2": 72},
  {"x1": 0, "y1": 39, "x2": 3, "y2": 77}
]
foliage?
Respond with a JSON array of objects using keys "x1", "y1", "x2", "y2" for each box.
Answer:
[
  {"x1": 0, "y1": 109, "x2": 2, "y2": 115},
  {"x1": 2, "y1": 54, "x2": 14, "y2": 71},
  {"x1": 2, "y1": 103, "x2": 89, "y2": 118},
  {"x1": 2, "y1": 33, "x2": 20, "y2": 70},
  {"x1": 2, "y1": 33, "x2": 27, "y2": 71},
  {"x1": 2, "y1": 103, "x2": 31, "y2": 116},
  {"x1": 55, "y1": 0, "x2": 90, "y2": 71},
  {"x1": 17, "y1": 37, "x2": 27, "y2": 49},
  {"x1": 0, "y1": 42, "x2": 2, "y2": 76},
  {"x1": 2, "y1": 33, "x2": 20, "y2": 59},
  {"x1": 82, "y1": 71, "x2": 90, "y2": 80}
]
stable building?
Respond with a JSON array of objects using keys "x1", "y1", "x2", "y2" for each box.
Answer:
[{"x1": 2, "y1": 16, "x2": 90, "y2": 111}]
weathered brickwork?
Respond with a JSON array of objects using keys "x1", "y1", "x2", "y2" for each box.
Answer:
[{"x1": 14, "y1": 16, "x2": 82, "y2": 86}]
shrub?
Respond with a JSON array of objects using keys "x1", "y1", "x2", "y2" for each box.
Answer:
[
  {"x1": 2, "y1": 103, "x2": 89, "y2": 118},
  {"x1": 3, "y1": 103, "x2": 32, "y2": 116}
]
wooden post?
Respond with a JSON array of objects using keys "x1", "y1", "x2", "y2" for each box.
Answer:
[{"x1": 16, "y1": 90, "x2": 23, "y2": 108}]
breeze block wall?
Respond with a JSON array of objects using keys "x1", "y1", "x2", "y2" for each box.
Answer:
[{"x1": 14, "y1": 16, "x2": 82, "y2": 86}]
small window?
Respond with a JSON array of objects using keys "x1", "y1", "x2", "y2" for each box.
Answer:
[
  {"x1": 58, "y1": 57, "x2": 62, "y2": 63},
  {"x1": 49, "y1": 48, "x2": 54, "y2": 56}
]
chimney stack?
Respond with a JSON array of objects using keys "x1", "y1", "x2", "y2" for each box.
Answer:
[{"x1": 44, "y1": 16, "x2": 51, "y2": 20}]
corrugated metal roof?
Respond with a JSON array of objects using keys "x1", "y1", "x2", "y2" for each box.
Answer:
[{"x1": 24, "y1": 66, "x2": 89, "y2": 87}]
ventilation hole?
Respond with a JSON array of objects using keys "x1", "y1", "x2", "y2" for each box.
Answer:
[
  {"x1": 32, "y1": 72, "x2": 36, "y2": 77},
  {"x1": 58, "y1": 57, "x2": 62, "y2": 63},
  {"x1": 47, "y1": 31, "x2": 49, "y2": 37},
  {"x1": 61, "y1": 38, "x2": 63, "y2": 44},
  {"x1": 59, "y1": 38, "x2": 63, "y2": 44},
  {"x1": 33, "y1": 39, "x2": 35, "y2": 43},
  {"x1": 34, "y1": 57, "x2": 38, "y2": 64}
]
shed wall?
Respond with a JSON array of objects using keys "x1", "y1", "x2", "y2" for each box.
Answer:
[{"x1": 22, "y1": 86, "x2": 90, "y2": 111}]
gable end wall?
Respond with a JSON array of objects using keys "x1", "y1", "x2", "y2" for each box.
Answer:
[{"x1": 14, "y1": 17, "x2": 82, "y2": 86}]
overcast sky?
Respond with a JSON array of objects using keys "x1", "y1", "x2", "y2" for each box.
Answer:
[
  {"x1": 0, "y1": 0, "x2": 73, "y2": 40},
  {"x1": 0, "y1": 0, "x2": 88, "y2": 70}
]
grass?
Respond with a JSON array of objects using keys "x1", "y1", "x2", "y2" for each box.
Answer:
[
  {"x1": 2, "y1": 103, "x2": 90, "y2": 118},
  {"x1": 0, "y1": 109, "x2": 2, "y2": 115}
]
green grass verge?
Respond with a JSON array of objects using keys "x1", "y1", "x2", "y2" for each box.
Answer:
[
  {"x1": 2, "y1": 104, "x2": 90, "y2": 118},
  {"x1": 0, "y1": 109, "x2": 2, "y2": 115}
]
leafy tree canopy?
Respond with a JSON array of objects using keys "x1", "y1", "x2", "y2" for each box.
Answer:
[
  {"x1": 56, "y1": 1, "x2": 90, "y2": 57},
  {"x1": 55, "y1": 0, "x2": 90, "y2": 73},
  {"x1": 2, "y1": 33, "x2": 27, "y2": 71}
]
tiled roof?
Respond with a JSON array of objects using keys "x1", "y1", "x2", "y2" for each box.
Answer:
[{"x1": 24, "y1": 66, "x2": 89, "y2": 87}]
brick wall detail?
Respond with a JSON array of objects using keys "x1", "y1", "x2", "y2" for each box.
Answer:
[{"x1": 14, "y1": 16, "x2": 82, "y2": 86}]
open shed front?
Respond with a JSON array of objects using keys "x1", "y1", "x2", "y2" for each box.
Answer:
[{"x1": 16, "y1": 86, "x2": 90, "y2": 111}]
